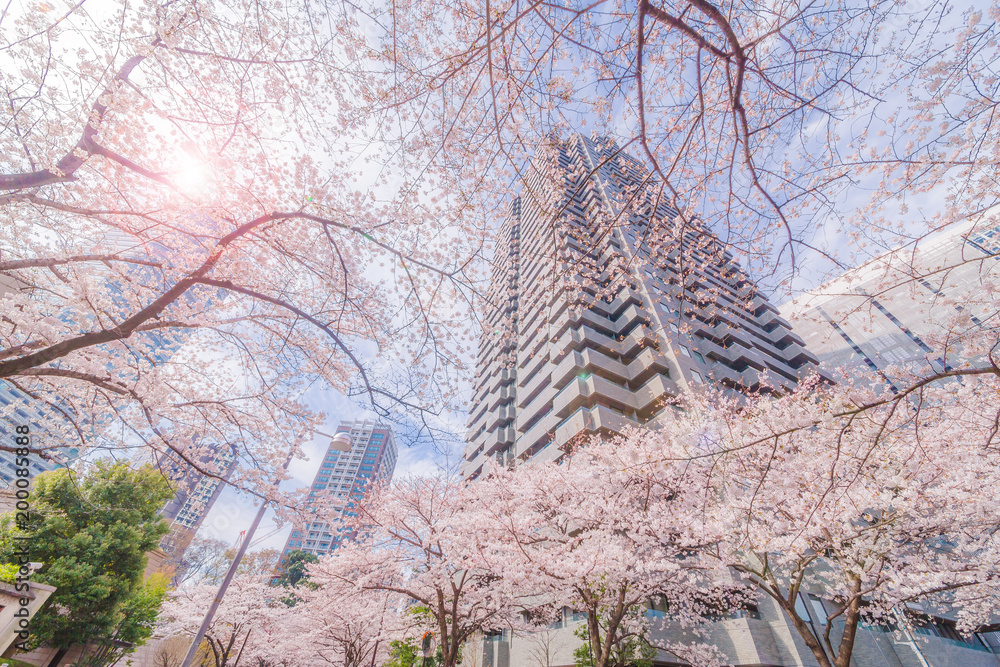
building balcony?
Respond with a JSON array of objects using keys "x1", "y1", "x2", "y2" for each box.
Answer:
[
  {"x1": 485, "y1": 404, "x2": 517, "y2": 432},
  {"x1": 633, "y1": 373, "x2": 679, "y2": 413},
  {"x1": 515, "y1": 405, "x2": 564, "y2": 456},
  {"x1": 482, "y1": 427, "x2": 515, "y2": 457},
  {"x1": 551, "y1": 403, "x2": 639, "y2": 449}
]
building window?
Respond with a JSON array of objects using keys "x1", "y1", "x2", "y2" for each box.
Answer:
[
  {"x1": 679, "y1": 345, "x2": 691, "y2": 357},
  {"x1": 913, "y1": 616, "x2": 969, "y2": 643},
  {"x1": 808, "y1": 595, "x2": 828, "y2": 625},
  {"x1": 976, "y1": 628, "x2": 1000, "y2": 654},
  {"x1": 690, "y1": 371, "x2": 703, "y2": 384}
]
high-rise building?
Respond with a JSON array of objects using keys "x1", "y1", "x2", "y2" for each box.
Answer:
[
  {"x1": 0, "y1": 260, "x2": 78, "y2": 483},
  {"x1": 0, "y1": 383, "x2": 78, "y2": 483},
  {"x1": 156, "y1": 444, "x2": 237, "y2": 578},
  {"x1": 459, "y1": 136, "x2": 1000, "y2": 667},
  {"x1": 779, "y1": 220, "x2": 1000, "y2": 387},
  {"x1": 461, "y1": 135, "x2": 818, "y2": 480},
  {"x1": 0, "y1": 235, "x2": 193, "y2": 485},
  {"x1": 280, "y1": 419, "x2": 397, "y2": 561}
]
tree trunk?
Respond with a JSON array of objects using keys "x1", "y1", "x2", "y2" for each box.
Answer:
[
  {"x1": 46, "y1": 647, "x2": 70, "y2": 667},
  {"x1": 586, "y1": 610, "x2": 604, "y2": 667},
  {"x1": 783, "y1": 602, "x2": 834, "y2": 667},
  {"x1": 832, "y1": 578, "x2": 864, "y2": 667}
]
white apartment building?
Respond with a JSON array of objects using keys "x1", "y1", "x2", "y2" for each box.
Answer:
[
  {"x1": 459, "y1": 136, "x2": 1000, "y2": 667},
  {"x1": 462, "y1": 135, "x2": 819, "y2": 479},
  {"x1": 280, "y1": 419, "x2": 397, "y2": 562},
  {"x1": 779, "y1": 220, "x2": 1000, "y2": 387}
]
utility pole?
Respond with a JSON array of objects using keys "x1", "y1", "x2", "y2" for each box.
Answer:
[{"x1": 179, "y1": 431, "x2": 352, "y2": 667}]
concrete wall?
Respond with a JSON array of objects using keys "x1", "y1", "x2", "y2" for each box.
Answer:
[
  {"x1": 0, "y1": 580, "x2": 55, "y2": 657},
  {"x1": 465, "y1": 603, "x2": 1000, "y2": 667}
]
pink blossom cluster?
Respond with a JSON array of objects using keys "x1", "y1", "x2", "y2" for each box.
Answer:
[{"x1": 162, "y1": 368, "x2": 1000, "y2": 667}]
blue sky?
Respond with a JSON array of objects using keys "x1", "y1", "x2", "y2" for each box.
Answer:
[{"x1": 196, "y1": 385, "x2": 460, "y2": 553}]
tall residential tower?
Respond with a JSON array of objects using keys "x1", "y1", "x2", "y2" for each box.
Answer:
[
  {"x1": 157, "y1": 444, "x2": 237, "y2": 578},
  {"x1": 458, "y1": 135, "x2": 1000, "y2": 667},
  {"x1": 462, "y1": 135, "x2": 819, "y2": 479},
  {"x1": 280, "y1": 419, "x2": 397, "y2": 560}
]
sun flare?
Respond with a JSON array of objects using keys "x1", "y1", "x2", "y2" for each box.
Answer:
[{"x1": 171, "y1": 154, "x2": 214, "y2": 197}]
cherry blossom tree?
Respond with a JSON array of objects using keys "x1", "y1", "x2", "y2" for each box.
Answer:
[
  {"x1": 281, "y1": 579, "x2": 409, "y2": 667},
  {"x1": 605, "y1": 375, "x2": 1000, "y2": 667},
  {"x1": 251, "y1": 362, "x2": 1000, "y2": 667},
  {"x1": 170, "y1": 536, "x2": 233, "y2": 586},
  {"x1": 0, "y1": 0, "x2": 484, "y2": 491},
  {"x1": 336, "y1": 0, "x2": 1000, "y2": 282},
  {"x1": 469, "y1": 437, "x2": 729, "y2": 667},
  {"x1": 310, "y1": 476, "x2": 518, "y2": 667},
  {"x1": 159, "y1": 574, "x2": 287, "y2": 667}
]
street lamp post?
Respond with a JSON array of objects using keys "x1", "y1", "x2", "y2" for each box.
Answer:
[{"x1": 178, "y1": 431, "x2": 352, "y2": 667}]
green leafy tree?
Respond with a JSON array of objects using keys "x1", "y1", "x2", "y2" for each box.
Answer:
[
  {"x1": 383, "y1": 640, "x2": 420, "y2": 667},
  {"x1": 275, "y1": 549, "x2": 318, "y2": 587},
  {"x1": 572, "y1": 617, "x2": 655, "y2": 667},
  {"x1": 0, "y1": 460, "x2": 173, "y2": 651},
  {"x1": 75, "y1": 573, "x2": 171, "y2": 667},
  {"x1": 275, "y1": 549, "x2": 319, "y2": 607},
  {"x1": 383, "y1": 639, "x2": 445, "y2": 667}
]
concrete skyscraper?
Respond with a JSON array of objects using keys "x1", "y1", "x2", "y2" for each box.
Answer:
[
  {"x1": 280, "y1": 419, "x2": 397, "y2": 561},
  {"x1": 462, "y1": 135, "x2": 819, "y2": 480},
  {"x1": 156, "y1": 444, "x2": 237, "y2": 579},
  {"x1": 458, "y1": 136, "x2": 1000, "y2": 667}
]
